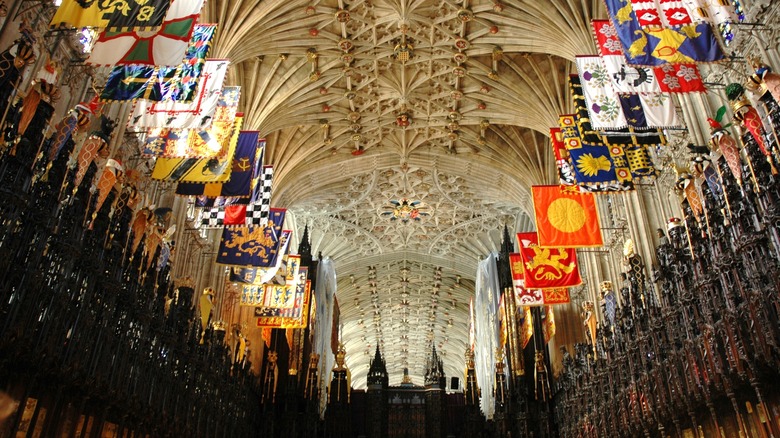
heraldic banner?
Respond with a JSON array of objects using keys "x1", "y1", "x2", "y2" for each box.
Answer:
[
  {"x1": 516, "y1": 232, "x2": 582, "y2": 290},
  {"x1": 216, "y1": 208, "x2": 287, "y2": 267},
  {"x1": 532, "y1": 185, "x2": 603, "y2": 248}
]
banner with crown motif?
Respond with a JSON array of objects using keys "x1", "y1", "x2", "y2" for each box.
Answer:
[{"x1": 516, "y1": 232, "x2": 582, "y2": 290}]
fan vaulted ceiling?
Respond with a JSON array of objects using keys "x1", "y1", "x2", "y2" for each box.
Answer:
[{"x1": 202, "y1": 0, "x2": 603, "y2": 387}]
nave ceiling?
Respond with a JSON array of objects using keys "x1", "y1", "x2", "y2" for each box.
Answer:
[{"x1": 198, "y1": 0, "x2": 603, "y2": 387}]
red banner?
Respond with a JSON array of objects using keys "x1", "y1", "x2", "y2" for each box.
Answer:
[
  {"x1": 591, "y1": 20, "x2": 623, "y2": 56},
  {"x1": 510, "y1": 253, "x2": 572, "y2": 305},
  {"x1": 510, "y1": 253, "x2": 543, "y2": 306},
  {"x1": 653, "y1": 64, "x2": 706, "y2": 93},
  {"x1": 517, "y1": 232, "x2": 582, "y2": 289}
]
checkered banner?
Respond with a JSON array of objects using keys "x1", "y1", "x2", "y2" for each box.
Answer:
[{"x1": 199, "y1": 166, "x2": 273, "y2": 228}]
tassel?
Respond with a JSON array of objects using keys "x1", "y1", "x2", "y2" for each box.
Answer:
[{"x1": 17, "y1": 86, "x2": 41, "y2": 136}]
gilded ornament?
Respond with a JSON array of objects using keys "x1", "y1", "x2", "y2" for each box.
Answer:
[
  {"x1": 393, "y1": 40, "x2": 414, "y2": 64},
  {"x1": 338, "y1": 39, "x2": 354, "y2": 51},
  {"x1": 576, "y1": 153, "x2": 611, "y2": 176},
  {"x1": 547, "y1": 198, "x2": 587, "y2": 233},
  {"x1": 457, "y1": 8, "x2": 473, "y2": 21},
  {"x1": 335, "y1": 9, "x2": 350, "y2": 22},
  {"x1": 524, "y1": 247, "x2": 575, "y2": 280}
]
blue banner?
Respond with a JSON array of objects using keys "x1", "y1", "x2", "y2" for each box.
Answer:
[
  {"x1": 604, "y1": 0, "x2": 723, "y2": 66},
  {"x1": 216, "y1": 208, "x2": 287, "y2": 267},
  {"x1": 176, "y1": 131, "x2": 262, "y2": 197}
]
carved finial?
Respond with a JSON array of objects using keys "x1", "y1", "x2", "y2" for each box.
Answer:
[{"x1": 334, "y1": 342, "x2": 348, "y2": 371}]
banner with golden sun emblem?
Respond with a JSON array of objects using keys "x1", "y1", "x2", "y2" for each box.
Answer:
[
  {"x1": 516, "y1": 233, "x2": 582, "y2": 290},
  {"x1": 532, "y1": 185, "x2": 603, "y2": 248},
  {"x1": 559, "y1": 114, "x2": 634, "y2": 192}
]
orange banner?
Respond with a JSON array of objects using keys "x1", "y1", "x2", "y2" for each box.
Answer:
[
  {"x1": 532, "y1": 185, "x2": 603, "y2": 248},
  {"x1": 542, "y1": 288, "x2": 570, "y2": 304}
]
